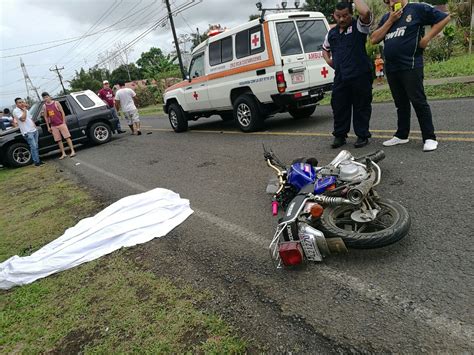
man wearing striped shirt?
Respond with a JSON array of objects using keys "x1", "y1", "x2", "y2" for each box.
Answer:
[{"x1": 371, "y1": 0, "x2": 450, "y2": 152}]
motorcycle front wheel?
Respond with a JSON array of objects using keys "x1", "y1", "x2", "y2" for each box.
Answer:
[{"x1": 320, "y1": 198, "x2": 410, "y2": 249}]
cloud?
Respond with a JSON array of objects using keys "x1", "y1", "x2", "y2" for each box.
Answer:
[{"x1": 1, "y1": 0, "x2": 266, "y2": 105}]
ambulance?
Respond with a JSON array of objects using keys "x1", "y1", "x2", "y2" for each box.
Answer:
[{"x1": 163, "y1": 11, "x2": 334, "y2": 132}]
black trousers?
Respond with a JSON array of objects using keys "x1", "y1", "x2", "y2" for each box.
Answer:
[
  {"x1": 331, "y1": 72, "x2": 372, "y2": 139},
  {"x1": 386, "y1": 67, "x2": 436, "y2": 142}
]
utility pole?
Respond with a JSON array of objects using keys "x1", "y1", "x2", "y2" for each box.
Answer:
[
  {"x1": 50, "y1": 65, "x2": 67, "y2": 95},
  {"x1": 20, "y1": 58, "x2": 41, "y2": 102},
  {"x1": 164, "y1": 0, "x2": 186, "y2": 79}
]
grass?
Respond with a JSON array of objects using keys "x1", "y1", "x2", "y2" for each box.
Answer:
[
  {"x1": 0, "y1": 165, "x2": 248, "y2": 353},
  {"x1": 424, "y1": 54, "x2": 474, "y2": 79},
  {"x1": 319, "y1": 82, "x2": 474, "y2": 105},
  {"x1": 138, "y1": 104, "x2": 164, "y2": 117}
]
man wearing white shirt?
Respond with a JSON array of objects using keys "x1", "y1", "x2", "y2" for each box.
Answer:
[
  {"x1": 12, "y1": 98, "x2": 43, "y2": 166},
  {"x1": 114, "y1": 81, "x2": 141, "y2": 135}
]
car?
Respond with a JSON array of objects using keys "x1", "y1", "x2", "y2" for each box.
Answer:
[
  {"x1": 163, "y1": 11, "x2": 334, "y2": 133},
  {"x1": 0, "y1": 90, "x2": 119, "y2": 167}
]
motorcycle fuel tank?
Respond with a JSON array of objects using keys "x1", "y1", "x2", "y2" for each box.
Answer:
[{"x1": 288, "y1": 163, "x2": 316, "y2": 190}]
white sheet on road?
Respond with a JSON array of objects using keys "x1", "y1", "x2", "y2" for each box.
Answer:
[{"x1": 0, "y1": 188, "x2": 193, "y2": 290}]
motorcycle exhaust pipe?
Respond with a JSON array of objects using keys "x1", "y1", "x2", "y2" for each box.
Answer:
[{"x1": 347, "y1": 174, "x2": 376, "y2": 203}]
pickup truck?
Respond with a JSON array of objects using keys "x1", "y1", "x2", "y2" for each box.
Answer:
[{"x1": 0, "y1": 90, "x2": 119, "y2": 167}]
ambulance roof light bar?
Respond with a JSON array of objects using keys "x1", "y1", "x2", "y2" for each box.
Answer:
[{"x1": 256, "y1": 1, "x2": 301, "y2": 23}]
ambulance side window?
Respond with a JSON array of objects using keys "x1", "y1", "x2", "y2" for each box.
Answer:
[
  {"x1": 276, "y1": 21, "x2": 303, "y2": 56},
  {"x1": 297, "y1": 20, "x2": 327, "y2": 52},
  {"x1": 189, "y1": 53, "x2": 205, "y2": 78},
  {"x1": 209, "y1": 37, "x2": 234, "y2": 66},
  {"x1": 236, "y1": 25, "x2": 265, "y2": 59}
]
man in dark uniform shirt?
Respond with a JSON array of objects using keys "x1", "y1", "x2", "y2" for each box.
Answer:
[
  {"x1": 371, "y1": 0, "x2": 450, "y2": 152},
  {"x1": 323, "y1": 0, "x2": 373, "y2": 149}
]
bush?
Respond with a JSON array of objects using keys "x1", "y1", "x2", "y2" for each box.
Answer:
[{"x1": 134, "y1": 86, "x2": 157, "y2": 107}]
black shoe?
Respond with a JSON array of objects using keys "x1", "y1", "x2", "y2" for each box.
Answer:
[
  {"x1": 117, "y1": 130, "x2": 126, "y2": 134},
  {"x1": 137, "y1": 131, "x2": 142, "y2": 136},
  {"x1": 331, "y1": 137, "x2": 346, "y2": 149},
  {"x1": 354, "y1": 137, "x2": 369, "y2": 148}
]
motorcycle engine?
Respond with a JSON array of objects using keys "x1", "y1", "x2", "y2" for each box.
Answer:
[{"x1": 337, "y1": 161, "x2": 368, "y2": 182}]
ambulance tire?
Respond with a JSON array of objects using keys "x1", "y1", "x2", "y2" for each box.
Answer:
[
  {"x1": 289, "y1": 106, "x2": 316, "y2": 119},
  {"x1": 168, "y1": 103, "x2": 188, "y2": 133},
  {"x1": 233, "y1": 94, "x2": 263, "y2": 132}
]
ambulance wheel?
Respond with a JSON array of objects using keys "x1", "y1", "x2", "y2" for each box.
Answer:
[
  {"x1": 289, "y1": 106, "x2": 316, "y2": 119},
  {"x1": 233, "y1": 94, "x2": 263, "y2": 132},
  {"x1": 168, "y1": 103, "x2": 188, "y2": 132}
]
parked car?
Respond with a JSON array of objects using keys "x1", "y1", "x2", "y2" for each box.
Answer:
[
  {"x1": 163, "y1": 11, "x2": 334, "y2": 133},
  {"x1": 0, "y1": 90, "x2": 119, "y2": 167}
]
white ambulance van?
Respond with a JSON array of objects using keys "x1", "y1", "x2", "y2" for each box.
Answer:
[{"x1": 163, "y1": 11, "x2": 334, "y2": 132}]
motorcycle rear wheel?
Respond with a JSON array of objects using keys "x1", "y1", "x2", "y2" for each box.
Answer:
[{"x1": 320, "y1": 198, "x2": 410, "y2": 249}]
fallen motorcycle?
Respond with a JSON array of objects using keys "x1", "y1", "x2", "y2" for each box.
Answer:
[{"x1": 264, "y1": 147, "x2": 410, "y2": 268}]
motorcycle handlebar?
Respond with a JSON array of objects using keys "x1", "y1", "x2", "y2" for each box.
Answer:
[{"x1": 355, "y1": 150, "x2": 385, "y2": 164}]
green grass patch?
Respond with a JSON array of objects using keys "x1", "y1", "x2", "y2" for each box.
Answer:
[
  {"x1": 0, "y1": 165, "x2": 248, "y2": 353},
  {"x1": 425, "y1": 54, "x2": 474, "y2": 79},
  {"x1": 319, "y1": 82, "x2": 474, "y2": 106},
  {"x1": 138, "y1": 104, "x2": 164, "y2": 117}
]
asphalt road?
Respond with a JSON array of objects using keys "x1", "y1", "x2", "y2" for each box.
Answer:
[{"x1": 54, "y1": 98, "x2": 473, "y2": 352}]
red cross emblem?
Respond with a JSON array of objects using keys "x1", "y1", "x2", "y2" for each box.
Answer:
[
  {"x1": 252, "y1": 34, "x2": 259, "y2": 47},
  {"x1": 193, "y1": 91, "x2": 199, "y2": 100},
  {"x1": 321, "y1": 67, "x2": 329, "y2": 78}
]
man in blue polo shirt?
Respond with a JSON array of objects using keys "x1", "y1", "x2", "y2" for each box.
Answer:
[
  {"x1": 323, "y1": 0, "x2": 373, "y2": 149},
  {"x1": 371, "y1": 0, "x2": 450, "y2": 152}
]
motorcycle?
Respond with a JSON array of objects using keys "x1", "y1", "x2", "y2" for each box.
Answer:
[{"x1": 264, "y1": 147, "x2": 410, "y2": 268}]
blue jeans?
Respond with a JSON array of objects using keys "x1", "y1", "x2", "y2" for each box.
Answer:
[
  {"x1": 24, "y1": 130, "x2": 40, "y2": 164},
  {"x1": 109, "y1": 107, "x2": 122, "y2": 130}
]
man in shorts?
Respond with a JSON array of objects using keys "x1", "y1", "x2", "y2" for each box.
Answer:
[
  {"x1": 41, "y1": 92, "x2": 76, "y2": 159},
  {"x1": 114, "y1": 81, "x2": 141, "y2": 135}
]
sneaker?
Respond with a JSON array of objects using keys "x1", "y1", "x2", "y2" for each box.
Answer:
[
  {"x1": 137, "y1": 131, "x2": 142, "y2": 136},
  {"x1": 423, "y1": 139, "x2": 438, "y2": 152},
  {"x1": 383, "y1": 136, "x2": 409, "y2": 146},
  {"x1": 354, "y1": 137, "x2": 369, "y2": 148},
  {"x1": 331, "y1": 136, "x2": 346, "y2": 149},
  {"x1": 117, "y1": 130, "x2": 126, "y2": 134}
]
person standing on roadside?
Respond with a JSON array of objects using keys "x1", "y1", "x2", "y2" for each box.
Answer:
[
  {"x1": 98, "y1": 80, "x2": 125, "y2": 134},
  {"x1": 374, "y1": 53, "x2": 385, "y2": 85},
  {"x1": 41, "y1": 92, "x2": 76, "y2": 159},
  {"x1": 371, "y1": 0, "x2": 450, "y2": 152},
  {"x1": 1, "y1": 108, "x2": 17, "y2": 130},
  {"x1": 12, "y1": 98, "x2": 43, "y2": 166},
  {"x1": 115, "y1": 81, "x2": 141, "y2": 135},
  {"x1": 322, "y1": 0, "x2": 373, "y2": 149}
]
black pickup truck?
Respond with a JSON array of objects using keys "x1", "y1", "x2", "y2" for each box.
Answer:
[{"x1": 0, "y1": 90, "x2": 119, "y2": 167}]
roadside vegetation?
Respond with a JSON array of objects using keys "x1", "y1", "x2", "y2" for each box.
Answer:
[{"x1": 0, "y1": 166, "x2": 248, "y2": 353}]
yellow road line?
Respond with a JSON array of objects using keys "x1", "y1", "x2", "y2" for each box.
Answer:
[{"x1": 145, "y1": 128, "x2": 474, "y2": 142}]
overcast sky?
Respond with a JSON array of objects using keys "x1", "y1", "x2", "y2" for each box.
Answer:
[{"x1": 1, "y1": 0, "x2": 283, "y2": 107}]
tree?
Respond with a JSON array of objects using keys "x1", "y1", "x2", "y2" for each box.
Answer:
[
  {"x1": 69, "y1": 68, "x2": 102, "y2": 92},
  {"x1": 191, "y1": 30, "x2": 208, "y2": 51},
  {"x1": 109, "y1": 64, "x2": 141, "y2": 84},
  {"x1": 249, "y1": 14, "x2": 260, "y2": 21},
  {"x1": 304, "y1": 0, "x2": 338, "y2": 23},
  {"x1": 136, "y1": 47, "x2": 178, "y2": 79}
]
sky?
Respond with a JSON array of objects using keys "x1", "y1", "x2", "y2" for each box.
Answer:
[{"x1": 0, "y1": 0, "x2": 286, "y2": 107}]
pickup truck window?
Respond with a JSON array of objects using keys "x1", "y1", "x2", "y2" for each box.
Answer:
[
  {"x1": 75, "y1": 94, "x2": 95, "y2": 109},
  {"x1": 297, "y1": 20, "x2": 327, "y2": 53},
  {"x1": 189, "y1": 53, "x2": 205, "y2": 78},
  {"x1": 276, "y1": 21, "x2": 303, "y2": 56}
]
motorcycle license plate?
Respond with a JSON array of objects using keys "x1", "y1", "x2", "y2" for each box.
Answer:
[{"x1": 291, "y1": 73, "x2": 305, "y2": 84}]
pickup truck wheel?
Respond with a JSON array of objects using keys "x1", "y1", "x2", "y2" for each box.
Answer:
[
  {"x1": 89, "y1": 122, "x2": 112, "y2": 144},
  {"x1": 6, "y1": 142, "x2": 31, "y2": 167},
  {"x1": 233, "y1": 94, "x2": 263, "y2": 132},
  {"x1": 289, "y1": 106, "x2": 316, "y2": 119},
  {"x1": 168, "y1": 103, "x2": 188, "y2": 132}
]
